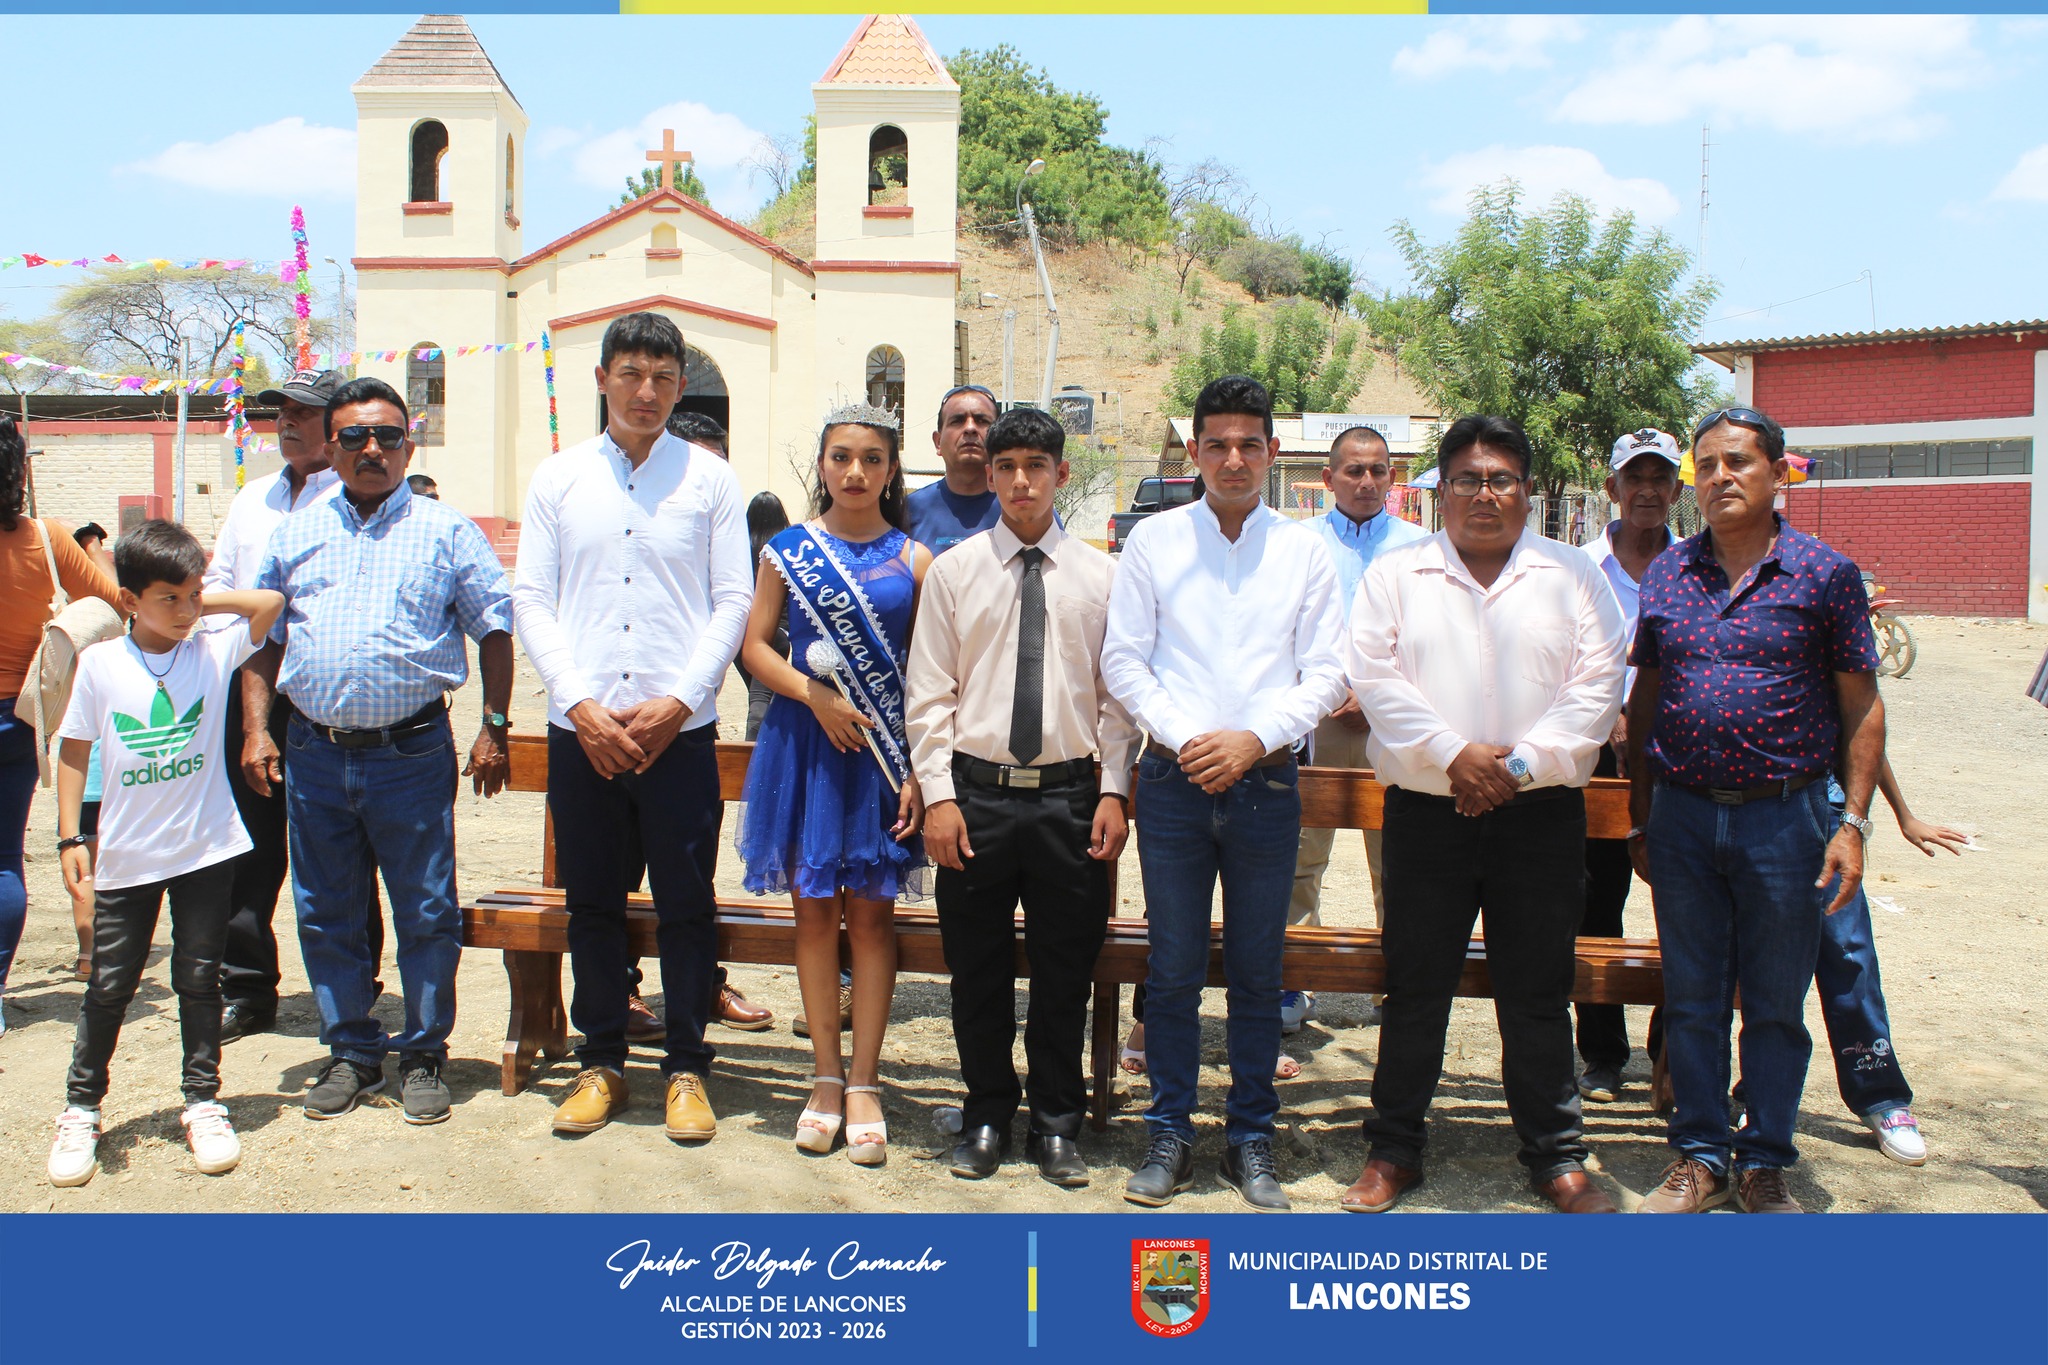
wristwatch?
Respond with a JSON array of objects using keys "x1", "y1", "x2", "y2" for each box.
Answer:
[
  {"x1": 1840, "y1": 811, "x2": 1874, "y2": 840},
  {"x1": 485, "y1": 710, "x2": 509, "y2": 729},
  {"x1": 57, "y1": 834, "x2": 90, "y2": 851},
  {"x1": 1504, "y1": 754, "x2": 1534, "y2": 789}
]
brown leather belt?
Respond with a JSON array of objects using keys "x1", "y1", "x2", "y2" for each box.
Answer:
[
  {"x1": 1672, "y1": 772, "x2": 1821, "y2": 806},
  {"x1": 1144, "y1": 738, "x2": 1294, "y2": 769}
]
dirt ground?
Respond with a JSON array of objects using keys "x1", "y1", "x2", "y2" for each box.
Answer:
[{"x1": 4, "y1": 617, "x2": 2044, "y2": 1215}]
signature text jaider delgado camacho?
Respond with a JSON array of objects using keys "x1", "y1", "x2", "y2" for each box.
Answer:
[{"x1": 606, "y1": 1240, "x2": 946, "y2": 1291}]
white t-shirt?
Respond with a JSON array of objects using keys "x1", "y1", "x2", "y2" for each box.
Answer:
[{"x1": 55, "y1": 621, "x2": 261, "y2": 890}]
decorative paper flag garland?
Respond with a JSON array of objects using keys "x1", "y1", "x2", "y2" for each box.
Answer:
[
  {"x1": 0, "y1": 350, "x2": 242, "y2": 394},
  {"x1": 287, "y1": 207, "x2": 312, "y2": 372},
  {"x1": 542, "y1": 329, "x2": 560, "y2": 454},
  {"x1": 229, "y1": 322, "x2": 248, "y2": 488},
  {"x1": 0, "y1": 254, "x2": 282, "y2": 273}
]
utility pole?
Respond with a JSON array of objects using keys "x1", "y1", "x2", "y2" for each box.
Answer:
[
  {"x1": 1698, "y1": 125, "x2": 1711, "y2": 279},
  {"x1": 1020, "y1": 199, "x2": 1060, "y2": 411},
  {"x1": 1001, "y1": 309, "x2": 1016, "y2": 407},
  {"x1": 172, "y1": 336, "x2": 190, "y2": 524}
]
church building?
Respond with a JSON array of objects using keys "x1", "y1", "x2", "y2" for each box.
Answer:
[{"x1": 349, "y1": 13, "x2": 963, "y2": 535}]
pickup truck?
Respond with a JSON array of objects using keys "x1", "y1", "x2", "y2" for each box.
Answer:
[{"x1": 1107, "y1": 475, "x2": 1202, "y2": 553}]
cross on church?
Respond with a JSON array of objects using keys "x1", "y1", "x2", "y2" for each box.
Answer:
[{"x1": 646, "y1": 129, "x2": 693, "y2": 186}]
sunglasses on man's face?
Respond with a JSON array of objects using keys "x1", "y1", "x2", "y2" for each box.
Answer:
[
  {"x1": 1691, "y1": 407, "x2": 1782, "y2": 448},
  {"x1": 334, "y1": 424, "x2": 406, "y2": 453}
]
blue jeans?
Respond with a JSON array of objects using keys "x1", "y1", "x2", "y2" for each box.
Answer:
[
  {"x1": 1649, "y1": 779, "x2": 1833, "y2": 1173},
  {"x1": 0, "y1": 698, "x2": 36, "y2": 991},
  {"x1": 1134, "y1": 749, "x2": 1299, "y2": 1145},
  {"x1": 285, "y1": 712, "x2": 462, "y2": 1066}
]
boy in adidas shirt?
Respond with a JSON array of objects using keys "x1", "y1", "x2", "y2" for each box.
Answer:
[{"x1": 47, "y1": 520, "x2": 284, "y2": 1187}]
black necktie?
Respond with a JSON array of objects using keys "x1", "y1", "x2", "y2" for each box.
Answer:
[{"x1": 1009, "y1": 547, "x2": 1046, "y2": 766}]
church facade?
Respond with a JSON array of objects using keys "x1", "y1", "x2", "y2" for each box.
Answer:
[{"x1": 349, "y1": 13, "x2": 963, "y2": 530}]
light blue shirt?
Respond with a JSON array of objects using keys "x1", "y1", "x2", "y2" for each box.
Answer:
[
  {"x1": 1313, "y1": 507, "x2": 1428, "y2": 616},
  {"x1": 257, "y1": 480, "x2": 514, "y2": 729}
]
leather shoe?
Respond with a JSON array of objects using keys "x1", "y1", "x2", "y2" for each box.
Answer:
[
  {"x1": 219, "y1": 1003, "x2": 276, "y2": 1045},
  {"x1": 1025, "y1": 1111, "x2": 1089, "y2": 1188},
  {"x1": 1123, "y1": 1132, "x2": 1195, "y2": 1207},
  {"x1": 664, "y1": 1072, "x2": 717, "y2": 1142},
  {"x1": 1219, "y1": 1137, "x2": 1290, "y2": 1212},
  {"x1": 553, "y1": 1066, "x2": 629, "y2": 1134},
  {"x1": 1536, "y1": 1168, "x2": 1618, "y2": 1214},
  {"x1": 949, "y1": 1124, "x2": 1008, "y2": 1180},
  {"x1": 624, "y1": 991, "x2": 665, "y2": 1043},
  {"x1": 1340, "y1": 1156, "x2": 1423, "y2": 1213},
  {"x1": 717, "y1": 983, "x2": 773, "y2": 1032}
]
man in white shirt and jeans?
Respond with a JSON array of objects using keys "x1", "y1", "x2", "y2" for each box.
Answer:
[
  {"x1": 1103, "y1": 375, "x2": 1348, "y2": 1212},
  {"x1": 512, "y1": 313, "x2": 752, "y2": 1144},
  {"x1": 1344, "y1": 415, "x2": 1627, "y2": 1215}
]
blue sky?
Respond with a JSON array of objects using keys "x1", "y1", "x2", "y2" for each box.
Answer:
[{"x1": 3, "y1": 12, "x2": 2045, "y2": 349}]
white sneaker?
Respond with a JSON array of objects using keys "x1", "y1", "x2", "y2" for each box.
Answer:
[
  {"x1": 1865, "y1": 1107, "x2": 1927, "y2": 1166},
  {"x1": 1279, "y1": 991, "x2": 1317, "y2": 1034},
  {"x1": 181, "y1": 1101, "x2": 242, "y2": 1175},
  {"x1": 48, "y1": 1106, "x2": 101, "y2": 1187}
]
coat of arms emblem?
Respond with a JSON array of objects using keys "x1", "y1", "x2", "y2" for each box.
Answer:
[{"x1": 1131, "y1": 1239, "x2": 1209, "y2": 1337}]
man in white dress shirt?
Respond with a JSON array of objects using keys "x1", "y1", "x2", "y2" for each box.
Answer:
[
  {"x1": 1344, "y1": 415, "x2": 1627, "y2": 1215},
  {"x1": 512, "y1": 313, "x2": 752, "y2": 1144},
  {"x1": 1572, "y1": 428, "x2": 1682, "y2": 1104},
  {"x1": 1285, "y1": 425, "x2": 1428, "y2": 1034},
  {"x1": 204, "y1": 368, "x2": 356, "y2": 1042},
  {"x1": 1103, "y1": 375, "x2": 1348, "y2": 1213}
]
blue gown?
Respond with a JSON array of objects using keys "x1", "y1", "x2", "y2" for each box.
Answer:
[{"x1": 736, "y1": 525, "x2": 928, "y2": 902}]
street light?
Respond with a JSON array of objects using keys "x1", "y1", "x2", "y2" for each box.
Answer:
[
  {"x1": 323, "y1": 256, "x2": 348, "y2": 366},
  {"x1": 1015, "y1": 159, "x2": 1058, "y2": 410}
]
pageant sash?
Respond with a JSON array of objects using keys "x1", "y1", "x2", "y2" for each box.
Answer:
[{"x1": 768, "y1": 523, "x2": 913, "y2": 786}]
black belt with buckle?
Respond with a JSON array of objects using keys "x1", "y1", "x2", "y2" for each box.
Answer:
[
  {"x1": 1676, "y1": 772, "x2": 1820, "y2": 806},
  {"x1": 955, "y1": 755, "x2": 1095, "y2": 791},
  {"x1": 302, "y1": 699, "x2": 448, "y2": 749}
]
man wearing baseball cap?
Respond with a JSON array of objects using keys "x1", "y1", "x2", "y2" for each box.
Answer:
[
  {"x1": 205, "y1": 368, "x2": 377, "y2": 1040},
  {"x1": 1571, "y1": 427, "x2": 1683, "y2": 1103}
]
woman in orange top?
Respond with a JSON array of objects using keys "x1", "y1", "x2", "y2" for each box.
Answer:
[{"x1": 0, "y1": 414, "x2": 120, "y2": 1027}]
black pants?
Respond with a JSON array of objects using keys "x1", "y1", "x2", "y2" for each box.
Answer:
[
  {"x1": 1575, "y1": 746, "x2": 1634, "y2": 1072},
  {"x1": 68, "y1": 859, "x2": 236, "y2": 1107},
  {"x1": 1368, "y1": 786, "x2": 1589, "y2": 1181},
  {"x1": 935, "y1": 767, "x2": 1111, "y2": 1132},
  {"x1": 220, "y1": 683, "x2": 382, "y2": 1011},
  {"x1": 550, "y1": 723, "x2": 722, "y2": 1075}
]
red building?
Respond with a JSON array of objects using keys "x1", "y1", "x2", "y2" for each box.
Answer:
[{"x1": 1697, "y1": 320, "x2": 2047, "y2": 620}]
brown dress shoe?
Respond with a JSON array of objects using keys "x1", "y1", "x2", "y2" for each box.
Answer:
[
  {"x1": 792, "y1": 982, "x2": 855, "y2": 1040},
  {"x1": 664, "y1": 1072, "x2": 717, "y2": 1142},
  {"x1": 1735, "y1": 1166, "x2": 1804, "y2": 1213},
  {"x1": 1638, "y1": 1157, "x2": 1731, "y2": 1213},
  {"x1": 553, "y1": 1067, "x2": 629, "y2": 1134},
  {"x1": 717, "y1": 983, "x2": 774, "y2": 1032},
  {"x1": 1340, "y1": 1157, "x2": 1423, "y2": 1213},
  {"x1": 1536, "y1": 1169, "x2": 1618, "y2": 1213},
  {"x1": 624, "y1": 991, "x2": 665, "y2": 1043}
]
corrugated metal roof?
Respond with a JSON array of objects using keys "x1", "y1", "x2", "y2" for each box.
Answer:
[
  {"x1": 1695, "y1": 318, "x2": 2048, "y2": 366},
  {"x1": 357, "y1": 14, "x2": 520, "y2": 108},
  {"x1": 817, "y1": 14, "x2": 956, "y2": 87}
]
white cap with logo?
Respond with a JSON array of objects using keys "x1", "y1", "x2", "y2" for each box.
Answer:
[{"x1": 1609, "y1": 428, "x2": 1683, "y2": 471}]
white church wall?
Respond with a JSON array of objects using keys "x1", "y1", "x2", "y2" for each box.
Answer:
[
  {"x1": 354, "y1": 268, "x2": 508, "y2": 516},
  {"x1": 355, "y1": 88, "x2": 526, "y2": 264},
  {"x1": 813, "y1": 86, "x2": 959, "y2": 265}
]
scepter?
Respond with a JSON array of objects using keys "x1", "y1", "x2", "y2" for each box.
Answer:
[{"x1": 805, "y1": 640, "x2": 900, "y2": 793}]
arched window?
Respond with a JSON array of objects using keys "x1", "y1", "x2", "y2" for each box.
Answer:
[
  {"x1": 504, "y1": 135, "x2": 516, "y2": 223},
  {"x1": 649, "y1": 223, "x2": 678, "y2": 252},
  {"x1": 865, "y1": 345, "x2": 904, "y2": 417},
  {"x1": 407, "y1": 342, "x2": 446, "y2": 447},
  {"x1": 867, "y1": 125, "x2": 909, "y2": 207},
  {"x1": 410, "y1": 120, "x2": 449, "y2": 203}
]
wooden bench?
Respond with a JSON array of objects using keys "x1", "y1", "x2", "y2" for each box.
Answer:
[{"x1": 464, "y1": 734, "x2": 1660, "y2": 1129}]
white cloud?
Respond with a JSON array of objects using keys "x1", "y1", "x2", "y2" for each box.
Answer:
[
  {"x1": 121, "y1": 117, "x2": 356, "y2": 196},
  {"x1": 1419, "y1": 145, "x2": 1679, "y2": 222},
  {"x1": 1393, "y1": 17, "x2": 1585, "y2": 79},
  {"x1": 544, "y1": 100, "x2": 770, "y2": 214},
  {"x1": 1991, "y1": 143, "x2": 2048, "y2": 202},
  {"x1": 1554, "y1": 16, "x2": 1977, "y2": 143}
]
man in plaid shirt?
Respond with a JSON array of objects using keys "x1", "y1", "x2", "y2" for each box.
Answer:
[{"x1": 250, "y1": 377, "x2": 515, "y2": 1126}]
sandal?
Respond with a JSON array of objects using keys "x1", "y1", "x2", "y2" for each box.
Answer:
[
  {"x1": 794, "y1": 1076, "x2": 844, "y2": 1154},
  {"x1": 1275, "y1": 1054, "x2": 1302, "y2": 1081},
  {"x1": 1120, "y1": 1023, "x2": 1146, "y2": 1076},
  {"x1": 845, "y1": 1084, "x2": 888, "y2": 1167},
  {"x1": 71, "y1": 956, "x2": 91, "y2": 983}
]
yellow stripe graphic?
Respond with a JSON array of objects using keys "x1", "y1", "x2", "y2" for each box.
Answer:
[{"x1": 1028, "y1": 1266, "x2": 1038, "y2": 1311}]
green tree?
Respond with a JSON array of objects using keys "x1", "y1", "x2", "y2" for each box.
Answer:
[
  {"x1": 1361, "y1": 182, "x2": 1718, "y2": 496},
  {"x1": 1169, "y1": 201, "x2": 1250, "y2": 294},
  {"x1": 949, "y1": 45, "x2": 1171, "y2": 251},
  {"x1": 1166, "y1": 300, "x2": 1368, "y2": 414},
  {"x1": 1217, "y1": 237, "x2": 1304, "y2": 302},
  {"x1": 50, "y1": 265, "x2": 320, "y2": 380},
  {"x1": 1299, "y1": 243, "x2": 1357, "y2": 312},
  {"x1": 0, "y1": 313, "x2": 83, "y2": 395},
  {"x1": 620, "y1": 159, "x2": 712, "y2": 209}
]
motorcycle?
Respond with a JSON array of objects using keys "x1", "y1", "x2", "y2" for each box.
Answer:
[{"x1": 1862, "y1": 573, "x2": 1917, "y2": 679}]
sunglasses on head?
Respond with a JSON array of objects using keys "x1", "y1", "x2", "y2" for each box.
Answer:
[
  {"x1": 1691, "y1": 407, "x2": 1782, "y2": 447},
  {"x1": 334, "y1": 424, "x2": 406, "y2": 453}
]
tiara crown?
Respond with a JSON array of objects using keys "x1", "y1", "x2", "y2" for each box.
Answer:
[{"x1": 824, "y1": 402, "x2": 901, "y2": 434}]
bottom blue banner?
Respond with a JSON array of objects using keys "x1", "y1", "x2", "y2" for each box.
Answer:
[{"x1": 3, "y1": 1212, "x2": 2043, "y2": 1361}]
